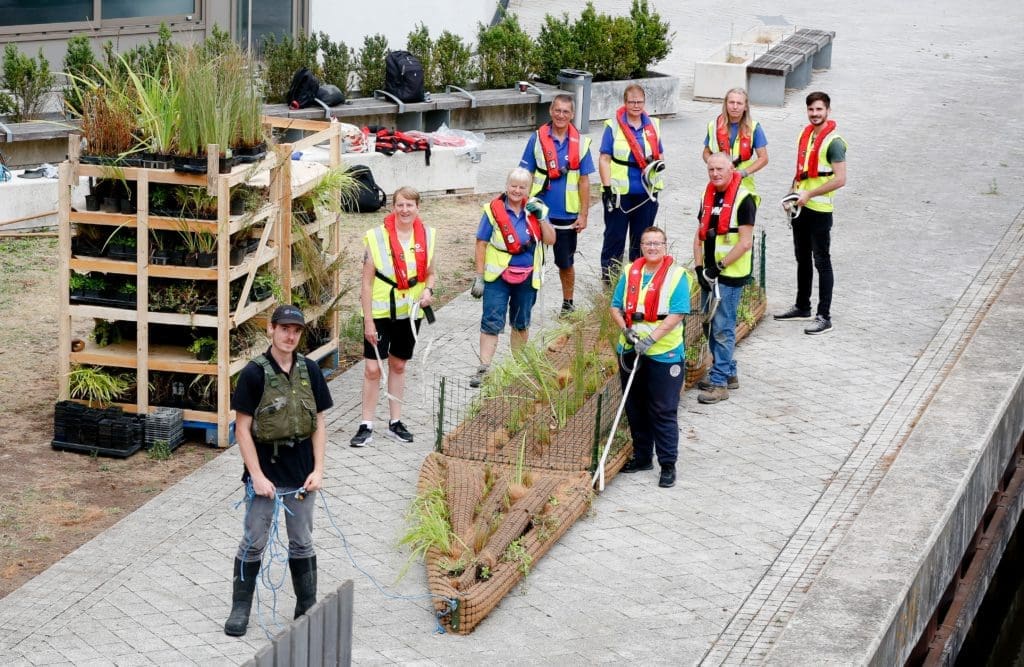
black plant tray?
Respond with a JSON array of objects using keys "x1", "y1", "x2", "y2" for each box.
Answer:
[
  {"x1": 51, "y1": 439, "x2": 142, "y2": 458},
  {"x1": 70, "y1": 294, "x2": 134, "y2": 308}
]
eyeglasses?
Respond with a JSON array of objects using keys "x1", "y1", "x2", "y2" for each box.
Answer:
[
  {"x1": 640, "y1": 241, "x2": 665, "y2": 248},
  {"x1": 626, "y1": 100, "x2": 645, "y2": 105}
]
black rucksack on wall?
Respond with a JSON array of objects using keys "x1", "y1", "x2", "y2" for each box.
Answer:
[
  {"x1": 383, "y1": 51, "x2": 425, "y2": 103},
  {"x1": 287, "y1": 67, "x2": 321, "y2": 109},
  {"x1": 342, "y1": 165, "x2": 386, "y2": 213}
]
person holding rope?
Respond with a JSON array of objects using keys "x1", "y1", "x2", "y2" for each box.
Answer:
[
  {"x1": 350, "y1": 186, "x2": 437, "y2": 446},
  {"x1": 693, "y1": 152, "x2": 757, "y2": 405},
  {"x1": 469, "y1": 167, "x2": 556, "y2": 388},
  {"x1": 609, "y1": 226, "x2": 690, "y2": 488},
  {"x1": 774, "y1": 91, "x2": 848, "y2": 335},
  {"x1": 598, "y1": 84, "x2": 666, "y2": 283},
  {"x1": 519, "y1": 93, "x2": 595, "y2": 317},
  {"x1": 702, "y1": 87, "x2": 768, "y2": 198},
  {"x1": 224, "y1": 304, "x2": 334, "y2": 637}
]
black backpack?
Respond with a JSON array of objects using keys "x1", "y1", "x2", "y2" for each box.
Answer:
[
  {"x1": 384, "y1": 51, "x2": 425, "y2": 103},
  {"x1": 342, "y1": 165, "x2": 386, "y2": 213},
  {"x1": 287, "y1": 67, "x2": 321, "y2": 109},
  {"x1": 316, "y1": 84, "x2": 345, "y2": 107}
]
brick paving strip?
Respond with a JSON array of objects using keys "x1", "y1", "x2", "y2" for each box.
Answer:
[{"x1": 702, "y1": 208, "x2": 1024, "y2": 664}]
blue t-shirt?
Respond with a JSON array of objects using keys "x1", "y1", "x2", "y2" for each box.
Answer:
[
  {"x1": 600, "y1": 115, "x2": 666, "y2": 195},
  {"x1": 611, "y1": 268, "x2": 690, "y2": 362},
  {"x1": 476, "y1": 201, "x2": 536, "y2": 268},
  {"x1": 703, "y1": 121, "x2": 767, "y2": 152},
  {"x1": 519, "y1": 130, "x2": 596, "y2": 221}
]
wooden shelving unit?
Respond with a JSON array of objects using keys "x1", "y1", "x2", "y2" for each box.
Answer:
[{"x1": 57, "y1": 121, "x2": 343, "y2": 447}]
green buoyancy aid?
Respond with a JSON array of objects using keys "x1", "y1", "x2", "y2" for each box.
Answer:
[{"x1": 252, "y1": 353, "x2": 317, "y2": 450}]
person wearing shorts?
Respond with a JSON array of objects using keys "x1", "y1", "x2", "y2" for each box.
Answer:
[{"x1": 350, "y1": 186, "x2": 436, "y2": 447}]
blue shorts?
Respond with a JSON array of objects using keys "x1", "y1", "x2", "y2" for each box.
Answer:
[{"x1": 480, "y1": 277, "x2": 537, "y2": 335}]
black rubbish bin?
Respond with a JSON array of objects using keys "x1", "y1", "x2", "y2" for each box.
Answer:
[{"x1": 556, "y1": 68, "x2": 593, "y2": 133}]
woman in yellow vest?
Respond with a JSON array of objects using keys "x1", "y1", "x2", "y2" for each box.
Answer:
[
  {"x1": 468, "y1": 167, "x2": 556, "y2": 387},
  {"x1": 609, "y1": 226, "x2": 690, "y2": 488},
  {"x1": 350, "y1": 186, "x2": 437, "y2": 447},
  {"x1": 702, "y1": 87, "x2": 768, "y2": 198}
]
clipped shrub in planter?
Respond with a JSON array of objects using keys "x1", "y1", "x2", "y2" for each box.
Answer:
[
  {"x1": 433, "y1": 30, "x2": 477, "y2": 90},
  {"x1": 62, "y1": 35, "x2": 97, "y2": 117},
  {"x1": 475, "y1": 12, "x2": 537, "y2": 89},
  {"x1": 260, "y1": 31, "x2": 320, "y2": 103},
  {"x1": 356, "y1": 33, "x2": 389, "y2": 96},
  {"x1": 1, "y1": 43, "x2": 55, "y2": 122},
  {"x1": 318, "y1": 32, "x2": 354, "y2": 96}
]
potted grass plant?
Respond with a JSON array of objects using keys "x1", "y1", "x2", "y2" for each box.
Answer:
[
  {"x1": 122, "y1": 53, "x2": 179, "y2": 169},
  {"x1": 67, "y1": 364, "x2": 131, "y2": 408}
]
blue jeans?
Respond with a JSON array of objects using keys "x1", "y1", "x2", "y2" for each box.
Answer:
[
  {"x1": 480, "y1": 276, "x2": 537, "y2": 335},
  {"x1": 600, "y1": 194, "x2": 659, "y2": 281},
  {"x1": 619, "y1": 351, "x2": 683, "y2": 466},
  {"x1": 706, "y1": 283, "x2": 742, "y2": 386}
]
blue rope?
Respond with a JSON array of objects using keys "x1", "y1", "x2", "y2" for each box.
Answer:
[
  {"x1": 232, "y1": 483, "x2": 458, "y2": 635},
  {"x1": 314, "y1": 489, "x2": 458, "y2": 634}
]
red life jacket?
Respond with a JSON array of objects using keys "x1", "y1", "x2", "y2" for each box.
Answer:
[
  {"x1": 537, "y1": 122, "x2": 580, "y2": 183},
  {"x1": 489, "y1": 196, "x2": 541, "y2": 255},
  {"x1": 794, "y1": 120, "x2": 836, "y2": 181},
  {"x1": 716, "y1": 115, "x2": 752, "y2": 161},
  {"x1": 366, "y1": 126, "x2": 432, "y2": 165},
  {"x1": 624, "y1": 256, "x2": 673, "y2": 324},
  {"x1": 383, "y1": 213, "x2": 428, "y2": 289},
  {"x1": 615, "y1": 107, "x2": 661, "y2": 170},
  {"x1": 699, "y1": 172, "x2": 742, "y2": 241}
]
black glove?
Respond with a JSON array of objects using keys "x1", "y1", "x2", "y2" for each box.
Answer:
[
  {"x1": 621, "y1": 326, "x2": 640, "y2": 345},
  {"x1": 695, "y1": 268, "x2": 711, "y2": 292},
  {"x1": 704, "y1": 262, "x2": 721, "y2": 280},
  {"x1": 602, "y1": 185, "x2": 615, "y2": 213},
  {"x1": 634, "y1": 336, "x2": 655, "y2": 356}
]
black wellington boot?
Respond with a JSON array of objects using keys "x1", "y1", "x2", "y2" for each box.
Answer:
[
  {"x1": 290, "y1": 555, "x2": 318, "y2": 618},
  {"x1": 224, "y1": 558, "x2": 261, "y2": 636}
]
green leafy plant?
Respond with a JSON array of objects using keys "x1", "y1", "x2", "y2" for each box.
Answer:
[
  {"x1": 502, "y1": 538, "x2": 533, "y2": 577},
  {"x1": 406, "y1": 23, "x2": 435, "y2": 91},
  {"x1": 121, "y1": 52, "x2": 179, "y2": 156},
  {"x1": 433, "y1": 30, "x2": 477, "y2": 89},
  {"x1": 2, "y1": 44, "x2": 55, "y2": 122},
  {"x1": 356, "y1": 33, "x2": 389, "y2": 96},
  {"x1": 476, "y1": 12, "x2": 537, "y2": 89},
  {"x1": 69, "y1": 272, "x2": 88, "y2": 291},
  {"x1": 62, "y1": 35, "x2": 97, "y2": 117},
  {"x1": 398, "y1": 483, "x2": 455, "y2": 580},
  {"x1": 536, "y1": 13, "x2": 583, "y2": 84},
  {"x1": 90, "y1": 319, "x2": 122, "y2": 347},
  {"x1": 147, "y1": 439, "x2": 173, "y2": 461},
  {"x1": 629, "y1": 0, "x2": 674, "y2": 76},
  {"x1": 194, "y1": 230, "x2": 217, "y2": 255},
  {"x1": 259, "y1": 32, "x2": 320, "y2": 103},
  {"x1": 67, "y1": 365, "x2": 131, "y2": 407},
  {"x1": 188, "y1": 335, "x2": 217, "y2": 361},
  {"x1": 318, "y1": 32, "x2": 354, "y2": 95}
]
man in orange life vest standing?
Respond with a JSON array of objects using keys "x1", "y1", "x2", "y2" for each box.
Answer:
[
  {"x1": 519, "y1": 93, "x2": 595, "y2": 316},
  {"x1": 775, "y1": 91, "x2": 848, "y2": 335},
  {"x1": 598, "y1": 84, "x2": 665, "y2": 282},
  {"x1": 693, "y1": 153, "x2": 757, "y2": 405}
]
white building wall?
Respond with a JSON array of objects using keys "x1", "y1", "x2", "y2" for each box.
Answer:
[{"x1": 310, "y1": 0, "x2": 496, "y2": 50}]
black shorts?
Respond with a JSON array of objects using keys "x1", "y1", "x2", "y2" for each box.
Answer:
[
  {"x1": 551, "y1": 223, "x2": 578, "y2": 270},
  {"x1": 363, "y1": 317, "x2": 421, "y2": 361}
]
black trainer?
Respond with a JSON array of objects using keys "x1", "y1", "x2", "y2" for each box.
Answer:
[
  {"x1": 469, "y1": 365, "x2": 488, "y2": 389},
  {"x1": 559, "y1": 300, "x2": 575, "y2": 318},
  {"x1": 622, "y1": 458, "x2": 654, "y2": 473},
  {"x1": 385, "y1": 420, "x2": 414, "y2": 443},
  {"x1": 658, "y1": 464, "x2": 676, "y2": 488},
  {"x1": 804, "y1": 315, "x2": 834, "y2": 335},
  {"x1": 774, "y1": 306, "x2": 813, "y2": 321},
  {"x1": 349, "y1": 424, "x2": 373, "y2": 447},
  {"x1": 698, "y1": 375, "x2": 739, "y2": 391}
]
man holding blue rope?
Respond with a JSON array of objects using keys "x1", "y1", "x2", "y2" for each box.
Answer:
[{"x1": 224, "y1": 304, "x2": 334, "y2": 637}]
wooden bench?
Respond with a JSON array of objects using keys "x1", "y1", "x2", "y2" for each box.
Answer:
[{"x1": 747, "y1": 28, "x2": 836, "y2": 106}]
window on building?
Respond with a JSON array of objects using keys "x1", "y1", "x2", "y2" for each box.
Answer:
[
  {"x1": 0, "y1": 0, "x2": 195, "y2": 28},
  {"x1": 236, "y1": 0, "x2": 293, "y2": 52},
  {"x1": 103, "y1": 0, "x2": 194, "y2": 19}
]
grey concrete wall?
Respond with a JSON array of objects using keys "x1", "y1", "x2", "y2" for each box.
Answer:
[{"x1": 767, "y1": 258, "x2": 1024, "y2": 665}]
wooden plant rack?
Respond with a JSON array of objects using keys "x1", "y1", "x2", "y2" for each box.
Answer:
[
  {"x1": 420, "y1": 272, "x2": 768, "y2": 634},
  {"x1": 56, "y1": 120, "x2": 343, "y2": 446}
]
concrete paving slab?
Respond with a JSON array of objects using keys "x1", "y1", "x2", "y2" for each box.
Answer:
[{"x1": 3, "y1": 0, "x2": 1024, "y2": 664}]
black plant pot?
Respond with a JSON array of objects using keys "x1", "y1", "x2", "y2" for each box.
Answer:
[
  {"x1": 173, "y1": 154, "x2": 208, "y2": 174},
  {"x1": 230, "y1": 197, "x2": 245, "y2": 216},
  {"x1": 85, "y1": 195, "x2": 100, "y2": 211},
  {"x1": 197, "y1": 252, "x2": 216, "y2": 268},
  {"x1": 230, "y1": 245, "x2": 246, "y2": 266},
  {"x1": 101, "y1": 197, "x2": 119, "y2": 213},
  {"x1": 119, "y1": 198, "x2": 136, "y2": 214},
  {"x1": 235, "y1": 142, "x2": 267, "y2": 164},
  {"x1": 169, "y1": 249, "x2": 186, "y2": 265},
  {"x1": 151, "y1": 250, "x2": 172, "y2": 265},
  {"x1": 195, "y1": 344, "x2": 215, "y2": 361},
  {"x1": 184, "y1": 252, "x2": 199, "y2": 267}
]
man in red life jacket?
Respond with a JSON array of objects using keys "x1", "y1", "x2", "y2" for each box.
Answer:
[
  {"x1": 774, "y1": 91, "x2": 848, "y2": 335},
  {"x1": 693, "y1": 153, "x2": 757, "y2": 405},
  {"x1": 519, "y1": 94, "x2": 595, "y2": 316}
]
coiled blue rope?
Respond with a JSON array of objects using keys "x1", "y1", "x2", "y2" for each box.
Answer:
[{"x1": 233, "y1": 482, "x2": 458, "y2": 636}]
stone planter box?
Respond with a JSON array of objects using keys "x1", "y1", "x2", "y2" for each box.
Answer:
[
  {"x1": 588, "y1": 72, "x2": 680, "y2": 122},
  {"x1": 693, "y1": 42, "x2": 768, "y2": 100}
]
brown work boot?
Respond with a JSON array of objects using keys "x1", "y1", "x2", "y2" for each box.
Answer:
[{"x1": 697, "y1": 385, "x2": 729, "y2": 404}]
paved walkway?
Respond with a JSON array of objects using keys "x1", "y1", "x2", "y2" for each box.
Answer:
[{"x1": 3, "y1": 0, "x2": 1024, "y2": 664}]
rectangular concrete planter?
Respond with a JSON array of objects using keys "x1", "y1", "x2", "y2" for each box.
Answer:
[
  {"x1": 693, "y1": 42, "x2": 768, "y2": 100},
  {"x1": 588, "y1": 72, "x2": 680, "y2": 121}
]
